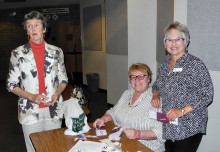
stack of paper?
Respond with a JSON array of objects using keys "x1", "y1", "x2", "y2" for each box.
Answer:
[{"x1": 68, "y1": 140, "x2": 105, "y2": 152}]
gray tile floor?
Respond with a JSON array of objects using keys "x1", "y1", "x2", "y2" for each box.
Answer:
[{"x1": 0, "y1": 82, "x2": 109, "y2": 152}]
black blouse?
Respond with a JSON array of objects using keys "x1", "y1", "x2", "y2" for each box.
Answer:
[{"x1": 152, "y1": 52, "x2": 213, "y2": 141}]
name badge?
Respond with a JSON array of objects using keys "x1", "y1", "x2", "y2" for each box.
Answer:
[{"x1": 173, "y1": 68, "x2": 182, "y2": 72}]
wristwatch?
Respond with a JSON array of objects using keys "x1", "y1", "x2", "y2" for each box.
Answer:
[{"x1": 181, "y1": 108, "x2": 185, "y2": 116}]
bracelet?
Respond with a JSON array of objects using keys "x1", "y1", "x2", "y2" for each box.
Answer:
[
  {"x1": 181, "y1": 108, "x2": 185, "y2": 116},
  {"x1": 136, "y1": 130, "x2": 141, "y2": 140}
]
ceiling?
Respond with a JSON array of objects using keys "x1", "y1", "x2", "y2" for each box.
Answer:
[{"x1": 0, "y1": 0, "x2": 79, "y2": 9}]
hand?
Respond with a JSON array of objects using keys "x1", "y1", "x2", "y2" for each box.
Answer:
[
  {"x1": 150, "y1": 94, "x2": 160, "y2": 109},
  {"x1": 124, "y1": 129, "x2": 138, "y2": 139},
  {"x1": 166, "y1": 109, "x2": 182, "y2": 121},
  {"x1": 93, "y1": 118, "x2": 105, "y2": 128},
  {"x1": 29, "y1": 94, "x2": 47, "y2": 105},
  {"x1": 47, "y1": 92, "x2": 59, "y2": 106}
]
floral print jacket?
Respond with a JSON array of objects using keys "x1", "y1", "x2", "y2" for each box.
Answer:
[{"x1": 6, "y1": 41, "x2": 68, "y2": 125}]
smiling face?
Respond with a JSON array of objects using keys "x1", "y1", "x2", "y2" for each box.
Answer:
[
  {"x1": 130, "y1": 70, "x2": 150, "y2": 94},
  {"x1": 165, "y1": 29, "x2": 187, "y2": 59},
  {"x1": 26, "y1": 18, "x2": 46, "y2": 44}
]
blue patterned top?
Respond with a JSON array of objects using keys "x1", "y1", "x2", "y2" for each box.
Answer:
[{"x1": 152, "y1": 52, "x2": 213, "y2": 141}]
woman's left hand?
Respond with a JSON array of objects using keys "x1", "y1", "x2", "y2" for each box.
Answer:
[
  {"x1": 46, "y1": 92, "x2": 59, "y2": 106},
  {"x1": 166, "y1": 109, "x2": 182, "y2": 121},
  {"x1": 124, "y1": 128, "x2": 138, "y2": 139}
]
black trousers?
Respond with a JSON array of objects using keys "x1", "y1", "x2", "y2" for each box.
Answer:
[{"x1": 165, "y1": 133, "x2": 203, "y2": 152}]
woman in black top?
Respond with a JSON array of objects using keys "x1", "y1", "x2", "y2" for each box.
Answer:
[{"x1": 151, "y1": 21, "x2": 213, "y2": 152}]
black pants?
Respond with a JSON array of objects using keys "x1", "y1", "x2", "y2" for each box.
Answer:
[{"x1": 165, "y1": 133, "x2": 203, "y2": 152}]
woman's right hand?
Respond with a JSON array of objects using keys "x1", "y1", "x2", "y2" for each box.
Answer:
[
  {"x1": 93, "y1": 118, "x2": 105, "y2": 128},
  {"x1": 12, "y1": 87, "x2": 48, "y2": 105},
  {"x1": 150, "y1": 91, "x2": 160, "y2": 108},
  {"x1": 29, "y1": 94, "x2": 48, "y2": 105}
]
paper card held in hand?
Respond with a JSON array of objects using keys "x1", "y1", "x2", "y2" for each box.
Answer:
[
  {"x1": 149, "y1": 110, "x2": 178, "y2": 125},
  {"x1": 94, "y1": 125, "x2": 107, "y2": 136},
  {"x1": 108, "y1": 127, "x2": 123, "y2": 141}
]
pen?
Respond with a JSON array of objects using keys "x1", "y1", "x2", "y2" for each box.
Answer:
[
  {"x1": 80, "y1": 134, "x2": 85, "y2": 141},
  {"x1": 84, "y1": 135, "x2": 98, "y2": 138}
]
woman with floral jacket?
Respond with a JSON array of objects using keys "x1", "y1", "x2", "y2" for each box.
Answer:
[{"x1": 6, "y1": 11, "x2": 68, "y2": 152}]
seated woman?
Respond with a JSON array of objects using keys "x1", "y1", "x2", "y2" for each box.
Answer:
[{"x1": 93, "y1": 63, "x2": 165, "y2": 152}]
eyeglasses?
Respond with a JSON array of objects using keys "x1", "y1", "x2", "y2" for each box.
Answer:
[
  {"x1": 129, "y1": 74, "x2": 147, "y2": 81},
  {"x1": 164, "y1": 38, "x2": 185, "y2": 44}
]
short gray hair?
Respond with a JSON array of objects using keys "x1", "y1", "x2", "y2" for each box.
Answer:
[
  {"x1": 23, "y1": 10, "x2": 47, "y2": 31},
  {"x1": 164, "y1": 21, "x2": 190, "y2": 47}
]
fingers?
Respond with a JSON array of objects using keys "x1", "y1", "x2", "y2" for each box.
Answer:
[
  {"x1": 35, "y1": 95, "x2": 43, "y2": 104},
  {"x1": 151, "y1": 92, "x2": 161, "y2": 108},
  {"x1": 44, "y1": 101, "x2": 51, "y2": 106},
  {"x1": 33, "y1": 92, "x2": 60, "y2": 106},
  {"x1": 32, "y1": 93, "x2": 58, "y2": 106},
  {"x1": 167, "y1": 114, "x2": 175, "y2": 121},
  {"x1": 97, "y1": 122, "x2": 104, "y2": 128},
  {"x1": 33, "y1": 94, "x2": 48, "y2": 105},
  {"x1": 93, "y1": 122, "x2": 96, "y2": 128},
  {"x1": 40, "y1": 94, "x2": 48, "y2": 105},
  {"x1": 150, "y1": 99, "x2": 160, "y2": 108},
  {"x1": 166, "y1": 109, "x2": 181, "y2": 121},
  {"x1": 93, "y1": 119, "x2": 104, "y2": 128},
  {"x1": 47, "y1": 93, "x2": 59, "y2": 106},
  {"x1": 42, "y1": 93, "x2": 57, "y2": 106},
  {"x1": 93, "y1": 120, "x2": 99, "y2": 128},
  {"x1": 46, "y1": 100, "x2": 55, "y2": 106},
  {"x1": 166, "y1": 110, "x2": 174, "y2": 121}
]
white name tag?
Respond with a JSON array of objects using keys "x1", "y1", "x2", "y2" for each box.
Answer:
[
  {"x1": 173, "y1": 68, "x2": 182, "y2": 72},
  {"x1": 149, "y1": 110, "x2": 157, "y2": 119},
  {"x1": 170, "y1": 118, "x2": 178, "y2": 125}
]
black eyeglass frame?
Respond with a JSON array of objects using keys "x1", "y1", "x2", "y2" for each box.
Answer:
[{"x1": 129, "y1": 74, "x2": 147, "y2": 81}]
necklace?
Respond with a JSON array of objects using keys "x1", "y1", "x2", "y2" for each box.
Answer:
[
  {"x1": 128, "y1": 99, "x2": 138, "y2": 107},
  {"x1": 128, "y1": 95, "x2": 141, "y2": 108},
  {"x1": 128, "y1": 91, "x2": 141, "y2": 107},
  {"x1": 128, "y1": 89, "x2": 149, "y2": 107}
]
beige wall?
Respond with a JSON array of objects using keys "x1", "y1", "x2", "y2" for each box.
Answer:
[
  {"x1": 128, "y1": 0, "x2": 157, "y2": 84},
  {"x1": 80, "y1": 0, "x2": 107, "y2": 90},
  {"x1": 107, "y1": 0, "x2": 158, "y2": 105}
]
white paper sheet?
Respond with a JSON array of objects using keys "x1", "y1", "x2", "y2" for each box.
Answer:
[{"x1": 68, "y1": 140, "x2": 106, "y2": 152}]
